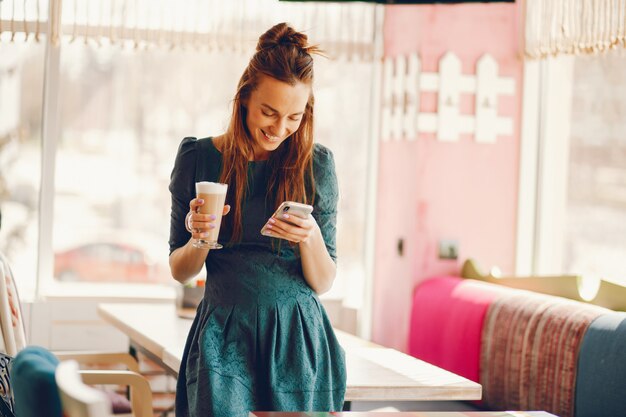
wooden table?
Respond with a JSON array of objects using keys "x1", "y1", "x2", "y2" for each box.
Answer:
[{"x1": 98, "y1": 303, "x2": 482, "y2": 402}]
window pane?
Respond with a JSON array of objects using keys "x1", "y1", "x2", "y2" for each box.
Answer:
[
  {"x1": 0, "y1": 41, "x2": 45, "y2": 298},
  {"x1": 53, "y1": 41, "x2": 371, "y2": 301},
  {"x1": 565, "y1": 53, "x2": 626, "y2": 285},
  {"x1": 315, "y1": 58, "x2": 372, "y2": 305},
  {"x1": 53, "y1": 44, "x2": 246, "y2": 284}
]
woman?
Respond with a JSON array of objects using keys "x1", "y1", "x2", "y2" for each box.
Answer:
[{"x1": 168, "y1": 23, "x2": 346, "y2": 416}]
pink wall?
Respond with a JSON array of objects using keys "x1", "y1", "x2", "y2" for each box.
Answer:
[{"x1": 372, "y1": 3, "x2": 523, "y2": 351}]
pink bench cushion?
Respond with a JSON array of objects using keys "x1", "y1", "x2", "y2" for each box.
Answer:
[{"x1": 408, "y1": 277, "x2": 504, "y2": 383}]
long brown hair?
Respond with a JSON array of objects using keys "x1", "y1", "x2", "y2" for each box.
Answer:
[{"x1": 220, "y1": 23, "x2": 323, "y2": 244}]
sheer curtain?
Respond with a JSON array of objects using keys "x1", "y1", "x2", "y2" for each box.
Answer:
[
  {"x1": 525, "y1": 0, "x2": 626, "y2": 58},
  {"x1": 0, "y1": 0, "x2": 49, "y2": 42},
  {"x1": 60, "y1": 0, "x2": 375, "y2": 60},
  {"x1": 1, "y1": 0, "x2": 377, "y2": 61}
]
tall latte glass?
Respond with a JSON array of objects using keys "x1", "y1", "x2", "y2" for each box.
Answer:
[{"x1": 193, "y1": 181, "x2": 228, "y2": 249}]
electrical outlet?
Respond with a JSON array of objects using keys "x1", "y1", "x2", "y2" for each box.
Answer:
[
  {"x1": 438, "y1": 239, "x2": 459, "y2": 260},
  {"x1": 397, "y1": 238, "x2": 404, "y2": 257}
]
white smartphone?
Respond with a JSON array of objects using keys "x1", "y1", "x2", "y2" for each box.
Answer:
[{"x1": 261, "y1": 201, "x2": 314, "y2": 237}]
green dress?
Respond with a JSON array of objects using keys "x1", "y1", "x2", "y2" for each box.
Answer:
[{"x1": 169, "y1": 137, "x2": 346, "y2": 417}]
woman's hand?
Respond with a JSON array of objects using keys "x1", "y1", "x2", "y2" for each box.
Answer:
[
  {"x1": 267, "y1": 213, "x2": 336, "y2": 294},
  {"x1": 186, "y1": 198, "x2": 231, "y2": 241},
  {"x1": 263, "y1": 211, "x2": 336, "y2": 294},
  {"x1": 171, "y1": 199, "x2": 231, "y2": 283},
  {"x1": 263, "y1": 212, "x2": 319, "y2": 244}
]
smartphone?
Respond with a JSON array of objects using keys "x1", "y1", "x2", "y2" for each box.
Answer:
[{"x1": 261, "y1": 201, "x2": 314, "y2": 237}]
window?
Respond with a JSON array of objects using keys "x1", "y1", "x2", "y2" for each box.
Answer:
[
  {"x1": 1, "y1": 0, "x2": 379, "y2": 310},
  {"x1": 51, "y1": 41, "x2": 374, "y2": 301},
  {"x1": 52, "y1": 44, "x2": 246, "y2": 285},
  {"x1": 520, "y1": 52, "x2": 626, "y2": 287},
  {"x1": 314, "y1": 58, "x2": 373, "y2": 304},
  {"x1": 0, "y1": 40, "x2": 45, "y2": 299},
  {"x1": 564, "y1": 53, "x2": 626, "y2": 286}
]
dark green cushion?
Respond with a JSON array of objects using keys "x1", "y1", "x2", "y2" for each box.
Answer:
[
  {"x1": 575, "y1": 313, "x2": 626, "y2": 417},
  {"x1": 12, "y1": 346, "x2": 62, "y2": 417}
]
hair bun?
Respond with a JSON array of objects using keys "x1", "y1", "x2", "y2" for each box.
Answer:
[{"x1": 257, "y1": 22, "x2": 309, "y2": 52}]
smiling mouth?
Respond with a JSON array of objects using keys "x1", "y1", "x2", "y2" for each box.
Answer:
[{"x1": 261, "y1": 129, "x2": 281, "y2": 142}]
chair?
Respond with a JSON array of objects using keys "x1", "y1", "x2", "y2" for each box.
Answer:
[
  {"x1": 56, "y1": 360, "x2": 111, "y2": 417},
  {"x1": 0, "y1": 252, "x2": 154, "y2": 417},
  {"x1": 13, "y1": 346, "x2": 154, "y2": 417},
  {"x1": 57, "y1": 360, "x2": 153, "y2": 417}
]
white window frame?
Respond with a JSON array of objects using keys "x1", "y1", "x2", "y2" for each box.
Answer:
[
  {"x1": 358, "y1": 4, "x2": 384, "y2": 340},
  {"x1": 36, "y1": 0, "x2": 61, "y2": 297}
]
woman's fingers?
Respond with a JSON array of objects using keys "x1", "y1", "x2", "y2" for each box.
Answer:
[
  {"x1": 263, "y1": 227, "x2": 300, "y2": 243},
  {"x1": 265, "y1": 218, "x2": 310, "y2": 242},
  {"x1": 189, "y1": 197, "x2": 203, "y2": 212},
  {"x1": 277, "y1": 213, "x2": 306, "y2": 226},
  {"x1": 189, "y1": 213, "x2": 216, "y2": 234},
  {"x1": 271, "y1": 219, "x2": 306, "y2": 235},
  {"x1": 187, "y1": 200, "x2": 230, "y2": 239}
]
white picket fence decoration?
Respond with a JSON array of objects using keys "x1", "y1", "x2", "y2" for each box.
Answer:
[{"x1": 380, "y1": 52, "x2": 515, "y2": 143}]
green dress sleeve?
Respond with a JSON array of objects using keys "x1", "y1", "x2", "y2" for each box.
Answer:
[
  {"x1": 168, "y1": 137, "x2": 198, "y2": 254},
  {"x1": 312, "y1": 144, "x2": 339, "y2": 263}
]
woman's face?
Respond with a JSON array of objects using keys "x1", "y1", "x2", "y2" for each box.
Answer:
[{"x1": 244, "y1": 75, "x2": 311, "y2": 160}]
